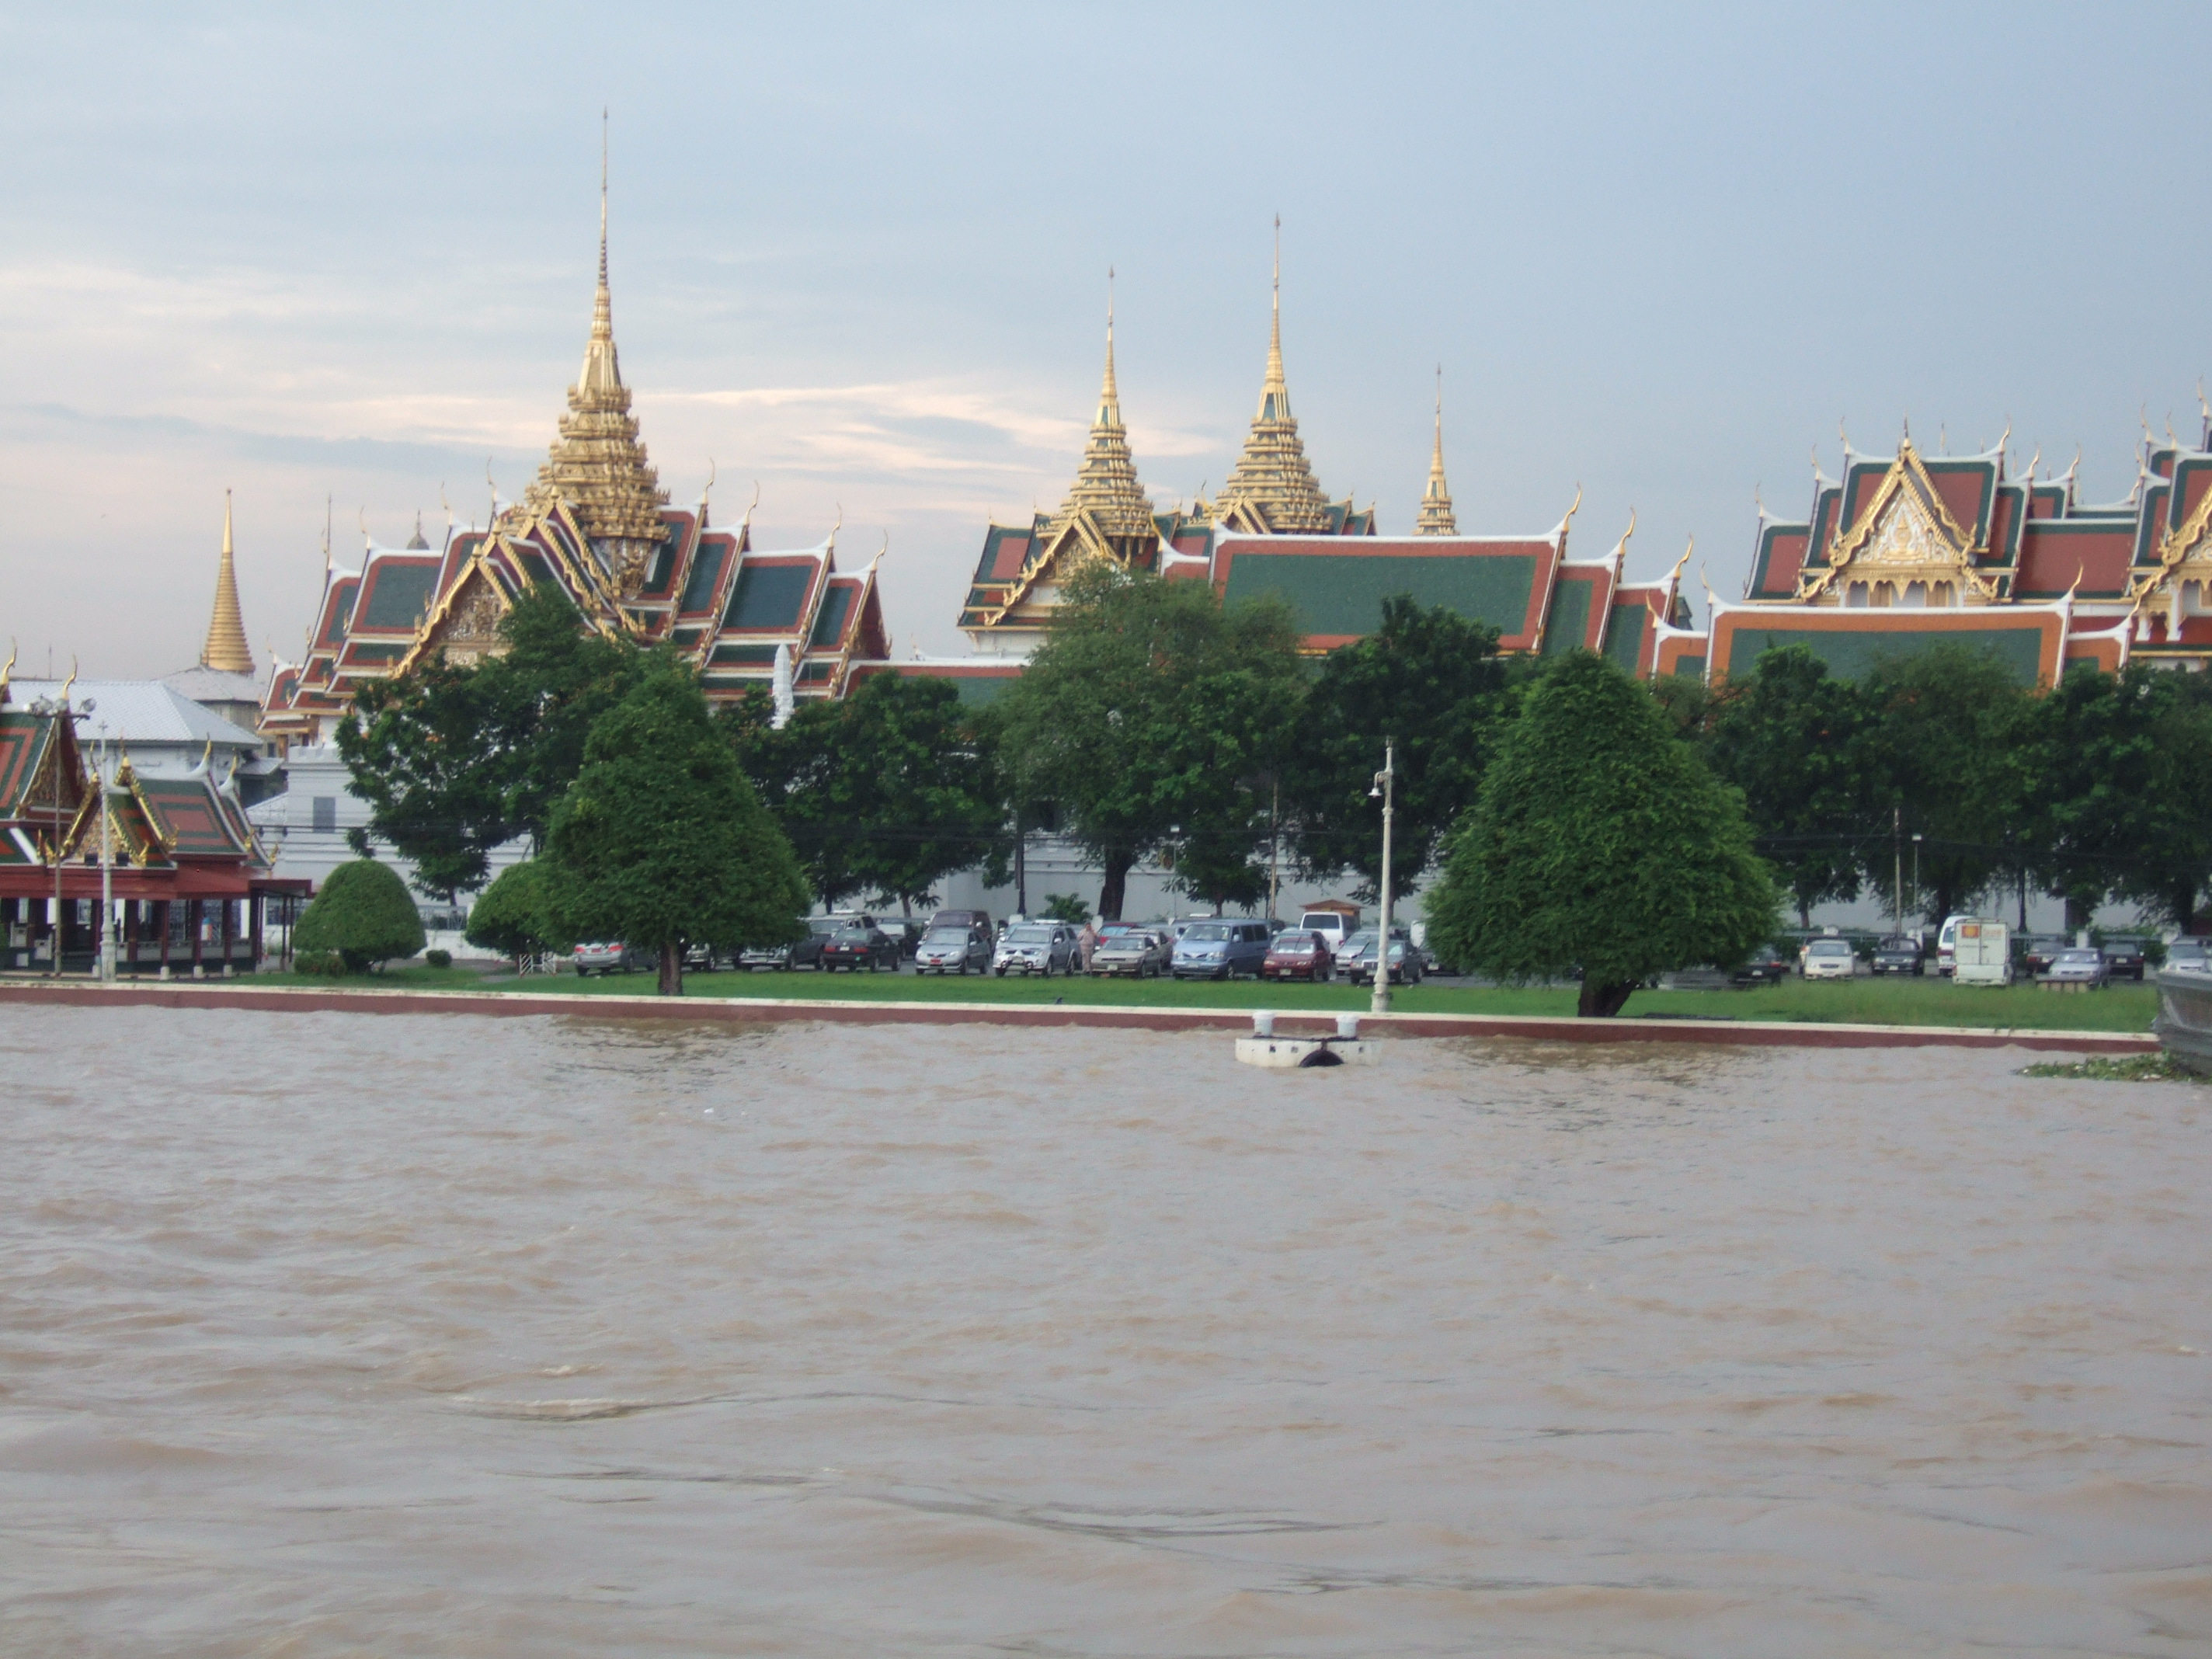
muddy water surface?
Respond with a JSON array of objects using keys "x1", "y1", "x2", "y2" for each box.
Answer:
[{"x1": 2, "y1": 1006, "x2": 2207, "y2": 1656}]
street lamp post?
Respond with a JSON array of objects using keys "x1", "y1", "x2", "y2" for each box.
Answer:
[{"x1": 1369, "y1": 739, "x2": 1396, "y2": 1017}]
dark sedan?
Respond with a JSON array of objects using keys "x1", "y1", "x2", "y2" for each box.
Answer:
[
  {"x1": 819, "y1": 923, "x2": 899, "y2": 972},
  {"x1": 2019, "y1": 935, "x2": 2068, "y2": 977},
  {"x1": 2100, "y1": 935, "x2": 2148, "y2": 980},
  {"x1": 1869, "y1": 934, "x2": 1925, "y2": 976},
  {"x1": 1731, "y1": 944, "x2": 1791, "y2": 986}
]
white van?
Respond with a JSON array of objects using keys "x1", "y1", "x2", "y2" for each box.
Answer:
[
  {"x1": 1951, "y1": 918, "x2": 2012, "y2": 986},
  {"x1": 1299, "y1": 909, "x2": 1360, "y2": 962},
  {"x1": 1935, "y1": 913, "x2": 1976, "y2": 977}
]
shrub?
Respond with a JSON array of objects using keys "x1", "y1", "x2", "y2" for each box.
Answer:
[
  {"x1": 424, "y1": 948, "x2": 452, "y2": 969},
  {"x1": 294, "y1": 859, "x2": 426, "y2": 972},
  {"x1": 464, "y1": 860, "x2": 551, "y2": 966},
  {"x1": 292, "y1": 949, "x2": 347, "y2": 977}
]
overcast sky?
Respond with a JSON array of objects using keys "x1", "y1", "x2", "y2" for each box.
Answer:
[{"x1": 5, "y1": 2, "x2": 2208, "y2": 677}]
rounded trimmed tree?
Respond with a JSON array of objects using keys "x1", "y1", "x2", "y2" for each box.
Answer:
[
  {"x1": 294, "y1": 858, "x2": 426, "y2": 972},
  {"x1": 464, "y1": 860, "x2": 551, "y2": 969},
  {"x1": 541, "y1": 660, "x2": 809, "y2": 996},
  {"x1": 1427, "y1": 652, "x2": 1778, "y2": 1017}
]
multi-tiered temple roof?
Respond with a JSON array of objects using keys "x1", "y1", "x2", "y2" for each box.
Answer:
[{"x1": 261, "y1": 176, "x2": 890, "y2": 748}]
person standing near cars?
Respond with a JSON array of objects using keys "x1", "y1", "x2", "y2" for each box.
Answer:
[{"x1": 1076, "y1": 920, "x2": 1098, "y2": 973}]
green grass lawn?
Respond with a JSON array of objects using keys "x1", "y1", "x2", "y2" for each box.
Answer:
[{"x1": 232, "y1": 962, "x2": 2158, "y2": 1032}]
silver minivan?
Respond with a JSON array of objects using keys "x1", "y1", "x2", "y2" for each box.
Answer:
[{"x1": 1171, "y1": 919, "x2": 1271, "y2": 980}]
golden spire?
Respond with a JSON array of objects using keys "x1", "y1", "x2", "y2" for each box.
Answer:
[
  {"x1": 521, "y1": 111, "x2": 669, "y2": 595},
  {"x1": 1042, "y1": 269, "x2": 1157, "y2": 547},
  {"x1": 200, "y1": 489, "x2": 256, "y2": 675},
  {"x1": 1212, "y1": 216, "x2": 1334, "y2": 534},
  {"x1": 1415, "y1": 365, "x2": 1457, "y2": 536}
]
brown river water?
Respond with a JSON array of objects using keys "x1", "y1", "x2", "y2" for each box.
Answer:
[{"x1": 2, "y1": 1005, "x2": 2207, "y2": 1657}]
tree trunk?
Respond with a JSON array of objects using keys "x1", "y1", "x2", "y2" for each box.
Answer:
[
  {"x1": 1796, "y1": 896, "x2": 1812, "y2": 930},
  {"x1": 1097, "y1": 850, "x2": 1134, "y2": 922},
  {"x1": 1577, "y1": 978, "x2": 1636, "y2": 1018},
  {"x1": 2172, "y1": 880, "x2": 2199, "y2": 937},
  {"x1": 659, "y1": 940, "x2": 683, "y2": 997}
]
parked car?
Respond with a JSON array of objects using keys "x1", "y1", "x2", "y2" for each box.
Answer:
[
  {"x1": 1731, "y1": 944, "x2": 1791, "y2": 986},
  {"x1": 1800, "y1": 936, "x2": 1856, "y2": 980},
  {"x1": 682, "y1": 941, "x2": 730, "y2": 972},
  {"x1": 791, "y1": 913, "x2": 878, "y2": 970},
  {"x1": 1869, "y1": 934, "x2": 1925, "y2": 977},
  {"x1": 993, "y1": 921, "x2": 1075, "y2": 976},
  {"x1": 2019, "y1": 934, "x2": 2068, "y2": 977},
  {"x1": 2166, "y1": 937, "x2": 2212, "y2": 974},
  {"x1": 1262, "y1": 929, "x2": 1334, "y2": 983},
  {"x1": 1170, "y1": 919, "x2": 1271, "y2": 979},
  {"x1": 1298, "y1": 909, "x2": 1360, "y2": 962},
  {"x1": 738, "y1": 940, "x2": 798, "y2": 971},
  {"x1": 927, "y1": 909, "x2": 993, "y2": 940},
  {"x1": 1935, "y1": 912, "x2": 1976, "y2": 976},
  {"x1": 572, "y1": 941, "x2": 653, "y2": 977},
  {"x1": 820, "y1": 922, "x2": 899, "y2": 972},
  {"x1": 2099, "y1": 935, "x2": 2148, "y2": 980},
  {"x1": 2040, "y1": 947, "x2": 2109, "y2": 989},
  {"x1": 1344, "y1": 931, "x2": 1421, "y2": 988},
  {"x1": 1090, "y1": 928, "x2": 1171, "y2": 978},
  {"x1": 914, "y1": 925, "x2": 991, "y2": 976}
]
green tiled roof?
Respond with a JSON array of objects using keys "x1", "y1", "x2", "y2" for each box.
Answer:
[
  {"x1": 1222, "y1": 551, "x2": 1537, "y2": 640},
  {"x1": 679, "y1": 541, "x2": 730, "y2": 614},
  {"x1": 1726, "y1": 623, "x2": 2043, "y2": 684},
  {"x1": 1541, "y1": 579, "x2": 1593, "y2": 656},
  {"x1": 356, "y1": 562, "x2": 440, "y2": 630},
  {"x1": 725, "y1": 562, "x2": 814, "y2": 631},
  {"x1": 809, "y1": 585, "x2": 855, "y2": 648},
  {"x1": 1604, "y1": 604, "x2": 1647, "y2": 672}
]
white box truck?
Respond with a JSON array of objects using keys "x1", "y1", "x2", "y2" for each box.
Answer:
[{"x1": 1951, "y1": 918, "x2": 2012, "y2": 986}]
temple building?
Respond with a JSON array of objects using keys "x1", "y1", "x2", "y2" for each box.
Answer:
[
  {"x1": 0, "y1": 659, "x2": 297, "y2": 975},
  {"x1": 1677, "y1": 416, "x2": 2212, "y2": 684},
  {"x1": 261, "y1": 176, "x2": 890, "y2": 747},
  {"x1": 956, "y1": 240, "x2": 1372, "y2": 659}
]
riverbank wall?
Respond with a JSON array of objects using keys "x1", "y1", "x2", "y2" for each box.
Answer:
[{"x1": 0, "y1": 979, "x2": 2158, "y2": 1052}]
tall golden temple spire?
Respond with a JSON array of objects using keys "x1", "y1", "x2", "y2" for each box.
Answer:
[
  {"x1": 522, "y1": 110, "x2": 669, "y2": 595},
  {"x1": 200, "y1": 489, "x2": 256, "y2": 675},
  {"x1": 1212, "y1": 216, "x2": 1334, "y2": 534},
  {"x1": 1415, "y1": 366, "x2": 1457, "y2": 536},
  {"x1": 1041, "y1": 270, "x2": 1157, "y2": 546}
]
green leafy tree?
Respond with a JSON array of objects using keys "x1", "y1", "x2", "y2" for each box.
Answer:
[
  {"x1": 336, "y1": 585, "x2": 648, "y2": 899},
  {"x1": 1862, "y1": 643, "x2": 2033, "y2": 925},
  {"x1": 725, "y1": 674, "x2": 1009, "y2": 919},
  {"x1": 542, "y1": 663, "x2": 809, "y2": 996},
  {"x1": 334, "y1": 655, "x2": 506, "y2": 899},
  {"x1": 1705, "y1": 645, "x2": 1880, "y2": 927},
  {"x1": 2023, "y1": 664, "x2": 2212, "y2": 932},
  {"x1": 1285, "y1": 595, "x2": 1513, "y2": 896},
  {"x1": 993, "y1": 564, "x2": 1303, "y2": 919},
  {"x1": 1427, "y1": 652, "x2": 1778, "y2": 1017},
  {"x1": 293, "y1": 858, "x2": 426, "y2": 972},
  {"x1": 1040, "y1": 892, "x2": 1092, "y2": 925},
  {"x1": 463, "y1": 860, "x2": 552, "y2": 969}
]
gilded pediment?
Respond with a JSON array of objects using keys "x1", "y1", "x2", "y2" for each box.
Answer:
[{"x1": 1800, "y1": 439, "x2": 1999, "y2": 603}]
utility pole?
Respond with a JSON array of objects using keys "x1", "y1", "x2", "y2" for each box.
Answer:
[
  {"x1": 1370, "y1": 740, "x2": 1396, "y2": 1017},
  {"x1": 1266, "y1": 776, "x2": 1281, "y2": 924},
  {"x1": 1893, "y1": 805, "x2": 1904, "y2": 938}
]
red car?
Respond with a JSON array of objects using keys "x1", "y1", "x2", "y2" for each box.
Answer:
[{"x1": 1262, "y1": 929, "x2": 1333, "y2": 983}]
